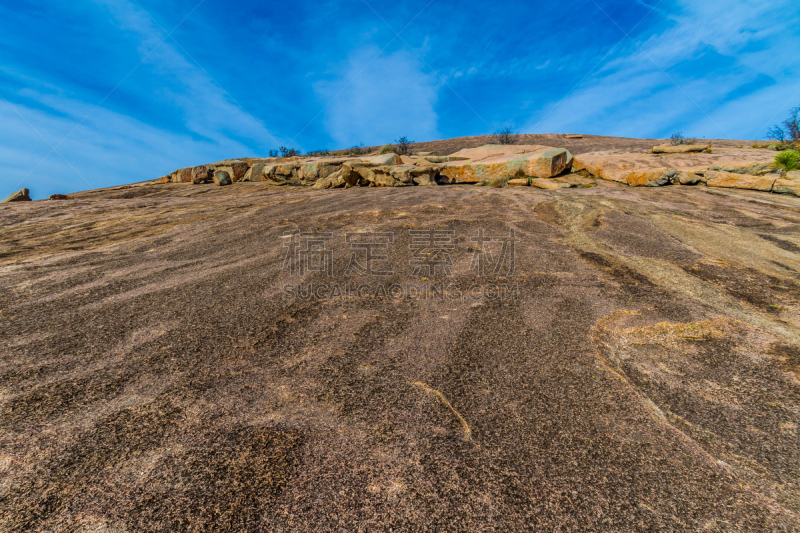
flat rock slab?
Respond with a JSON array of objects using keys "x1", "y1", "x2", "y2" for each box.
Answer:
[
  {"x1": 449, "y1": 143, "x2": 553, "y2": 161},
  {"x1": 574, "y1": 147, "x2": 777, "y2": 185},
  {"x1": 705, "y1": 170, "x2": 777, "y2": 191},
  {"x1": 531, "y1": 175, "x2": 596, "y2": 189},
  {"x1": 439, "y1": 148, "x2": 573, "y2": 183},
  {"x1": 652, "y1": 143, "x2": 710, "y2": 154}
]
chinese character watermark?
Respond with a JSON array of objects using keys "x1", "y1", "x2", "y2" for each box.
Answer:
[
  {"x1": 282, "y1": 228, "x2": 334, "y2": 277},
  {"x1": 409, "y1": 228, "x2": 455, "y2": 278},
  {"x1": 470, "y1": 228, "x2": 519, "y2": 277},
  {"x1": 345, "y1": 231, "x2": 395, "y2": 277}
]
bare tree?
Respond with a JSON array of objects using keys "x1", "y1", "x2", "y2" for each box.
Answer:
[
  {"x1": 767, "y1": 126, "x2": 787, "y2": 144},
  {"x1": 784, "y1": 107, "x2": 800, "y2": 142},
  {"x1": 670, "y1": 133, "x2": 696, "y2": 146},
  {"x1": 492, "y1": 128, "x2": 518, "y2": 145},
  {"x1": 395, "y1": 136, "x2": 413, "y2": 155}
]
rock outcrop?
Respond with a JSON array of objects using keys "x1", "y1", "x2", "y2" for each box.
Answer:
[
  {"x1": 152, "y1": 140, "x2": 800, "y2": 200},
  {"x1": 2, "y1": 188, "x2": 31, "y2": 203}
]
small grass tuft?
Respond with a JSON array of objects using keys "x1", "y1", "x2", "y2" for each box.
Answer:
[{"x1": 775, "y1": 150, "x2": 800, "y2": 172}]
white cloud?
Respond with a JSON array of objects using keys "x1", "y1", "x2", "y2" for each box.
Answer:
[
  {"x1": 316, "y1": 47, "x2": 440, "y2": 147},
  {"x1": 0, "y1": 90, "x2": 254, "y2": 200},
  {"x1": 524, "y1": 0, "x2": 800, "y2": 139},
  {"x1": 0, "y1": 0, "x2": 294, "y2": 199}
]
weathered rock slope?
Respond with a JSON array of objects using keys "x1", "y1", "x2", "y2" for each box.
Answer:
[{"x1": 1, "y1": 135, "x2": 799, "y2": 531}]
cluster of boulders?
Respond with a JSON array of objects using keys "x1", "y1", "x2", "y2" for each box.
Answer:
[
  {"x1": 158, "y1": 146, "x2": 577, "y2": 190},
  {"x1": 1, "y1": 189, "x2": 74, "y2": 202},
  {"x1": 153, "y1": 141, "x2": 799, "y2": 198}
]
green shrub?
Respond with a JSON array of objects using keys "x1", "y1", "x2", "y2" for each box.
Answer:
[
  {"x1": 378, "y1": 144, "x2": 397, "y2": 155},
  {"x1": 775, "y1": 150, "x2": 800, "y2": 172}
]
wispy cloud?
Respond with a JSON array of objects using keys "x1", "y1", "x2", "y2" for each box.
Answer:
[
  {"x1": 524, "y1": 0, "x2": 800, "y2": 139},
  {"x1": 316, "y1": 48, "x2": 439, "y2": 147}
]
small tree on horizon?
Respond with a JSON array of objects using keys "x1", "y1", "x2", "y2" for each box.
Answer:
[
  {"x1": 492, "y1": 128, "x2": 518, "y2": 145},
  {"x1": 768, "y1": 126, "x2": 787, "y2": 144},
  {"x1": 670, "y1": 132, "x2": 697, "y2": 146},
  {"x1": 767, "y1": 106, "x2": 800, "y2": 145},
  {"x1": 785, "y1": 107, "x2": 800, "y2": 142},
  {"x1": 395, "y1": 136, "x2": 413, "y2": 155}
]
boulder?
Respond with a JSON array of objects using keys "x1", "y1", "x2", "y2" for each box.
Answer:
[
  {"x1": 265, "y1": 162, "x2": 302, "y2": 185},
  {"x1": 438, "y1": 148, "x2": 573, "y2": 184},
  {"x1": 361, "y1": 153, "x2": 402, "y2": 166},
  {"x1": 531, "y1": 175, "x2": 596, "y2": 189},
  {"x1": 383, "y1": 165, "x2": 438, "y2": 187},
  {"x1": 411, "y1": 166, "x2": 440, "y2": 186},
  {"x1": 180, "y1": 167, "x2": 193, "y2": 183},
  {"x1": 191, "y1": 165, "x2": 214, "y2": 184},
  {"x1": 705, "y1": 170, "x2": 776, "y2": 192},
  {"x1": 626, "y1": 169, "x2": 677, "y2": 187},
  {"x1": 243, "y1": 163, "x2": 266, "y2": 182},
  {"x1": 508, "y1": 178, "x2": 530, "y2": 187},
  {"x1": 341, "y1": 162, "x2": 380, "y2": 186},
  {"x1": 652, "y1": 143, "x2": 710, "y2": 154},
  {"x1": 311, "y1": 170, "x2": 345, "y2": 190},
  {"x1": 366, "y1": 166, "x2": 415, "y2": 187},
  {"x1": 48, "y1": 194, "x2": 72, "y2": 200},
  {"x1": 773, "y1": 179, "x2": 800, "y2": 197},
  {"x1": 2, "y1": 188, "x2": 31, "y2": 203},
  {"x1": 340, "y1": 164, "x2": 364, "y2": 187},
  {"x1": 786, "y1": 171, "x2": 800, "y2": 181},
  {"x1": 213, "y1": 170, "x2": 232, "y2": 186},
  {"x1": 214, "y1": 160, "x2": 249, "y2": 182},
  {"x1": 676, "y1": 172, "x2": 703, "y2": 185},
  {"x1": 300, "y1": 160, "x2": 344, "y2": 185}
]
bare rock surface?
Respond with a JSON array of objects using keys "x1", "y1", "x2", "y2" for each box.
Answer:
[{"x1": 1, "y1": 162, "x2": 800, "y2": 530}]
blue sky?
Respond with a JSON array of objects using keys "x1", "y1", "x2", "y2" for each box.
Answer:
[{"x1": 2, "y1": 0, "x2": 800, "y2": 199}]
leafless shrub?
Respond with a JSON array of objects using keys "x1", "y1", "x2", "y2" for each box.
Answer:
[
  {"x1": 492, "y1": 128, "x2": 518, "y2": 145},
  {"x1": 395, "y1": 137, "x2": 414, "y2": 155},
  {"x1": 670, "y1": 133, "x2": 697, "y2": 146}
]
